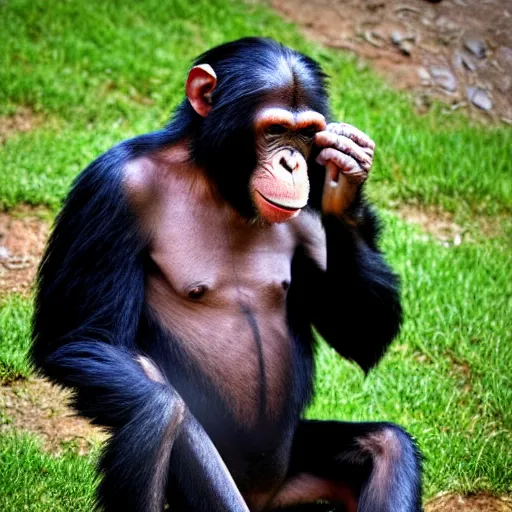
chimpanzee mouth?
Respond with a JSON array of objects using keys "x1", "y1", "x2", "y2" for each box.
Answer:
[{"x1": 256, "y1": 192, "x2": 306, "y2": 211}]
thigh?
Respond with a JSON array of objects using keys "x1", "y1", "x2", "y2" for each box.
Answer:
[{"x1": 268, "y1": 419, "x2": 422, "y2": 512}]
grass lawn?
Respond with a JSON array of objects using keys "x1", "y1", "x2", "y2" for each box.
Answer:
[{"x1": 0, "y1": 0, "x2": 511, "y2": 509}]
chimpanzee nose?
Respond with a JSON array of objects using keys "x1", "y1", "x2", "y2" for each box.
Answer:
[{"x1": 280, "y1": 156, "x2": 297, "y2": 173}]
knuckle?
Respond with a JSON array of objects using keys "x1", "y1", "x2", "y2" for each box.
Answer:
[
  {"x1": 337, "y1": 139, "x2": 349, "y2": 152},
  {"x1": 327, "y1": 132, "x2": 339, "y2": 144}
]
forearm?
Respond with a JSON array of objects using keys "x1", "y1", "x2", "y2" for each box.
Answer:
[{"x1": 311, "y1": 213, "x2": 402, "y2": 372}]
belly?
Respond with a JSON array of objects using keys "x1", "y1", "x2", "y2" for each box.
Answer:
[{"x1": 147, "y1": 275, "x2": 294, "y2": 428}]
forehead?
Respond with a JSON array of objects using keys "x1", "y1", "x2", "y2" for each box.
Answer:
[{"x1": 253, "y1": 54, "x2": 324, "y2": 111}]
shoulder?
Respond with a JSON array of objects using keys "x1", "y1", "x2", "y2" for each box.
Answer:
[{"x1": 122, "y1": 141, "x2": 193, "y2": 210}]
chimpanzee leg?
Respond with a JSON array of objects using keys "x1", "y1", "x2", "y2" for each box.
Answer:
[
  {"x1": 165, "y1": 413, "x2": 250, "y2": 511},
  {"x1": 269, "y1": 420, "x2": 422, "y2": 512},
  {"x1": 75, "y1": 351, "x2": 250, "y2": 512}
]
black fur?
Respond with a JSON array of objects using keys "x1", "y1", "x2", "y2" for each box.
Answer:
[
  {"x1": 304, "y1": 207, "x2": 402, "y2": 373},
  {"x1": 289, "y1": 421, "x2": 422, "y2": 512},
  {"x1": 31, "y1": 37, "x2": 420, "y2": 511}
]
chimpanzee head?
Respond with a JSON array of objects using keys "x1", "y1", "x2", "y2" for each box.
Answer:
[{"x1": 181, "y1": 37, "x2": 330, "y2": 223}]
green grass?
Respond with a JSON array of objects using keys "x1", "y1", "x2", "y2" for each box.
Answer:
[
  {"x1": 0, "y1": 433, "x2": 97, "y2": 512},
  {"x1": 0, "y1": 295, "x2": 33, "y2": 382},
  {"x1": 0, "y1": 0, "x2": 511, "y2": 509}
]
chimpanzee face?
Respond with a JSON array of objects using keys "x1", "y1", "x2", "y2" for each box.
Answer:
[{"x1": 249, "y1": 106, "x2": 326, "y2": 223}]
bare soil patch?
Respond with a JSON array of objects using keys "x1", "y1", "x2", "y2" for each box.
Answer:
[
  {"x1": 398, "y1": 204, "x2": 465, "y2": 243},
  {"x1": 270, "y1": 0, "x2": 512, "y2": 123},
  {"x1": 0, "y1": 108, "x2": 45, "y2": 144},
  {"x1": 426, "y1": 493, "x2": 512, "y2": 512},
  {"x1": 396, "y1": 204, "x2": 509, "y2": 244},
  {"x1": 0, "y1": 377, "x2": 107, "y2": 455},
  {"x1": 0, "y1": 207, "x2": 50, "y2": 296}
]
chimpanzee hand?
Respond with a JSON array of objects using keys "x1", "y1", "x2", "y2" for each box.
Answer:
[{"x1": 314, "y1": 123, "x2": 375, "y2": 216}]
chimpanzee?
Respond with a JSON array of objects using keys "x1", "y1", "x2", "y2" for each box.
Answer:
[{"x1": 31, "y1": 37, "x2": 422, "y2": 511}]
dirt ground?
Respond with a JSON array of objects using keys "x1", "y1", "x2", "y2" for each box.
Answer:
[
  {"x1": 0, "y1": 108, "x2": 44, "y2": 145},
  {"x1": 425, "y1": 494, "x2": 512, "y2": 512},
  {"x1": 0, "y1": 378, "x2": 107, "y2": 455},
  {"x1": 270, "y1": 0, "x2": 512, "y2": 123},
  {"x1": 0, "y1": 208, "x2": 50, "y2": 296}
]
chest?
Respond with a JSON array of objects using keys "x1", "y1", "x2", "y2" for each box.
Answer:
[{"x1": 149, "y1": 195, "x2": 297, "y2": 306}]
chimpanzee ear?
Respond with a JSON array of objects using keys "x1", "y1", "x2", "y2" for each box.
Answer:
[{"x1": 186, "y1": 64, "x2": 217, "y2": 117}]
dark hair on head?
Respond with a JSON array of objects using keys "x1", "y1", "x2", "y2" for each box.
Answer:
[{"x1": 195, "y1": 37, "x2": 329, "y2": 123}]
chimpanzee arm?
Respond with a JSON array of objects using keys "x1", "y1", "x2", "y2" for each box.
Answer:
[
  {"x1": 298, "y1": 119, "x2": 402, "y2": 372},
  {"x1": 296, "y1": 197, "x2": 402, "y2": 372},
  {"x1": 31, "y1": 135, "x2": 249, "y2": 512}
]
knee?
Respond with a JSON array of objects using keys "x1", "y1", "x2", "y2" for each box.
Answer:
[
  {"x1": 359, "y1": 423, "x2": 420, "y2": 464},
  {"x1": 137, "y1": 354, "x2": 167, "y2": 384}
]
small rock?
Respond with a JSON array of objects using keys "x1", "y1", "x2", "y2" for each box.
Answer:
[
  {"x1": 417, "y1": 67, "x2": 431, "y2": 82},
  {"x1": 453, "y1": 52, "x2": 463, "y2": 70},
  {"x1": 0, "y1": 246, "x2": 10, "y2": 261},
  {"x1": 454, "y1": 50, "x2": 476, "y2": 72},
  {"x1": 461, "y1": 53, "x2": 476, "y2": 72},
  {"x1": 496, "y1": 74, "x2": 512, "y2": 93},
  {"x1": 391, "y1": 31, "x2": 403, "y2": 45},
  {"x1": 414, "y1": 94, "x2": 432, "y2": 114},
  {"x1": 464, "y1": 38, "x2": 486, "y2": 59},
  {"x1": 435, "y1": 16, "x2": 459, "y2": 32},
  {"x1": 399, "y1": 41, "x2": 414, "y2": 56},
  {"x1": 430, "y1": 66, "x2": 457, "y2": 92},
  {"x1": 466, "y1": 86, "x2": 493, "y2": 111},
  {"x1": 497, "y1": 46, "x2": 512, "y2": 66}
]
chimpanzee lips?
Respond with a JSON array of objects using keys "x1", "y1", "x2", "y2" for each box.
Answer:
[
  {"x1": 256, "y1": 191, "x2": 306, "y2": 211},
  {"x1": 254, "y1": 191, "x2": 306, "y2": 223}
]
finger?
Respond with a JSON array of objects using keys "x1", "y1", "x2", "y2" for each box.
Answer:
[
  {"x1": 315, "y1": 131, "x2": 372, "y2": 171},
  {"x1": 362, "y1": 146, "x2": 374, "y2": 157},
  {"x1": 316, "y1": 148, "x2": 367, "y2": 185},
  {"x1": 326, "y1": 123, "x2": 375, "y2": 150},
  {"x1": 322, "y1": 163, "x2": 359, "y2": 216},
  {"x1": 316, "y1": 147, "x2": 359, "y2": 173}
]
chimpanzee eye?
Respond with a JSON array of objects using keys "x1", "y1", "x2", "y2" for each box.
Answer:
[
  {"x1": 266, "y1": 124, "x2": 287, "y2": 136},
  {"x1": 299, "y1": 126, "x2": 317, "y2": 139}
]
